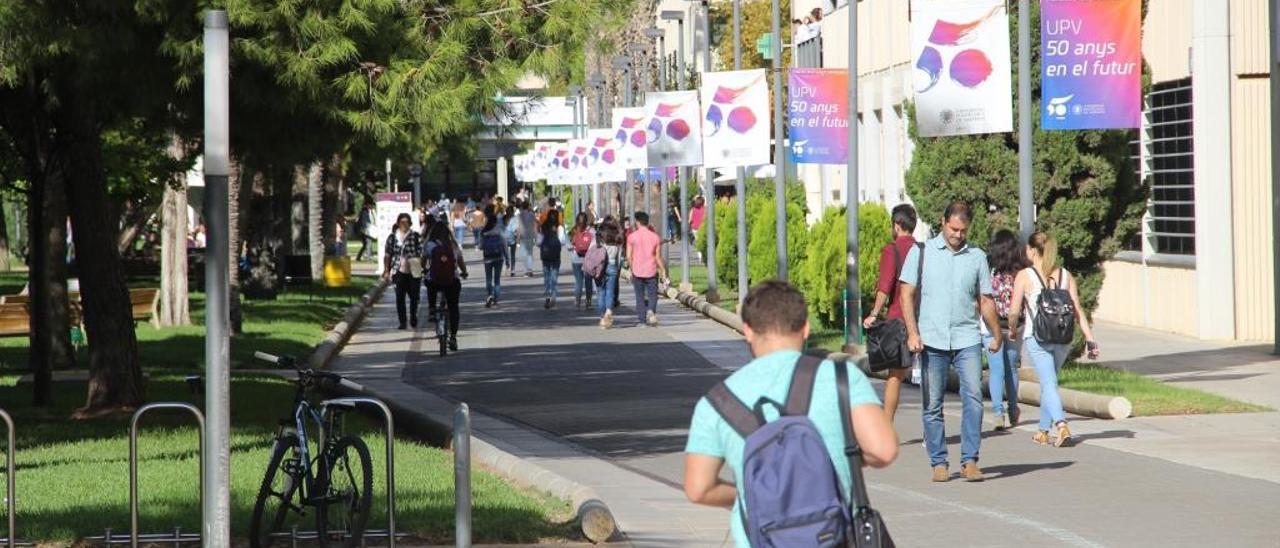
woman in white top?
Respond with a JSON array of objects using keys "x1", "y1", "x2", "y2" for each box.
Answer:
[{"x1": 1008, "y1": 231, "x2": 1100, "y2": 447}]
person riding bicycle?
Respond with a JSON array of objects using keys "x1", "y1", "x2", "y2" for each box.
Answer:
[{"x1": 424, "y1": 221, "x2": 467, "y2": 351}]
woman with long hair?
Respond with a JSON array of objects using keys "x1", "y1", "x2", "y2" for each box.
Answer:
[
  {"x1": 568, "y1": 212, "x2": 596, "y2": 309},
  {"x1": 984, "y1": 229, "x2": 1030, "y2": 430},
  {"x1": 594, "y1": 216, "x2": 624, "y2": 328},
  {"x1": 1008, "y1": 231, "x2": 1100, "y2": 447},
  {"x1": 381, "y1": 212, "x2": 423, "y2": 329},
  {"x1": 537, "y1": 209, "x2": 567, "y2": 308},
  {"x1": 479, "y1": 205, "x2": 507, "y2": 307}
]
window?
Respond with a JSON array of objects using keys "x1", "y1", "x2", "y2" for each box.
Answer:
[{"x1": 1144, "y1": 78, "x2": 1195, "y2": 255}]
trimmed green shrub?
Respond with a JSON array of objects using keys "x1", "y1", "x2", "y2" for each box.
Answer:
[
  {"x1": 795, "y1": 203, "x2": 894, "y2": 329},
  {"x1": 747, "y1": 194, "x2": 808, "y2": 286},
  {"x1": 714, "y1": 197, "x2": 738, "y2": 290}
]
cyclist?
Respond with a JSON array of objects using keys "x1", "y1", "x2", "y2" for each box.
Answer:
[{"x1": 425, "y1": 221, "x2": 467, "y2": 351}]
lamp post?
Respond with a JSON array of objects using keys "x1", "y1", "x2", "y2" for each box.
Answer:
[
  {"x1": 587, "y1": 73, "x2": 605, "y2": 211},
  {"x1": 645, "y1": 27, "x2": 669, "y2": 255},
  {"x1": 733, "y1": 0, "x2": 749, "y2": 299},
  {"x1": 612, "y1": 55, "x2": 633, "y2": 218},
  {"x1": 661, "y1": 10, "x2": 693, "y2": 292},
  {"x1": 628, "y1": 41, "x2": 652, "y2": 220},
  {"x1": 770, "y1": 0, "x2": 787, "y2": 280},
  {"x1": 1018, "y1": 0, "x2": 1034, "y2": 239},
  {"x1": 202, "y1": 10, "x2": 232, "y2": 546},
  {"x1": 693, "y1": 0, "x2": 719, "y2": 302},
  {"x1": 845, "y1": 0, "x2": 862, "y2": 351},
  {"x1": 567, "y1": 85, "x2": 583, "y2": 215}
]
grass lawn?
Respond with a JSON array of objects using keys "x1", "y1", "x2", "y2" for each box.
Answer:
[
  {"x1": 1058, "y1": 362, "x2": 1272, "y2": 416},
  {"x1": 0, "y1": 276, "x2": 377, "y2": 372},
  {"x1": 0, "y1": 373, "x2": 574, "y2": 544},
  {"x1": 684, "y1": 265, "x2": 740, "y2": 313}
]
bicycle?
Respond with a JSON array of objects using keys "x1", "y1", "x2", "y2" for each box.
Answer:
[{"x1": 248, "y1": 352, "x2": 374, "y2": 548}]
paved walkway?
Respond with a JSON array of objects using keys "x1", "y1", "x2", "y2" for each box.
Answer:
[{"x1": 333, "y1": 246, "x2": 1280, "y2": 547}]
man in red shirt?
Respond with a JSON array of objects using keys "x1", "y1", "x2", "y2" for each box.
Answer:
[
  {"x1": 627, "y1": 211, "x2": 667, "y2": 327},
  {"x1": 862, "y1": 203, "x2": 918, "y2": 422}
]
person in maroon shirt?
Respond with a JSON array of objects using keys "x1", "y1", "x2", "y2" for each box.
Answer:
[{"x1": 862, "y1": 204, "x2": 919, "y2": 422}]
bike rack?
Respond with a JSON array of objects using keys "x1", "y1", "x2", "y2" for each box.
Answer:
[
  {"x1": 128, "y1": 403, "x2": 205, "y2": 548},
  {"x1": 301, "y1": 396, "x2": 399, "y2": 548},
  {"x1": 0, "y1": 408, "x2": 20, "y2": 548}
]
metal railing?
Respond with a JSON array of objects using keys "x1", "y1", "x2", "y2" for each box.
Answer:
[
  {"x1": 1, "y1": 409, "x2": 16, "y2": 548},
  {"x1": 129, "y1": 402, "x2": 206, "y2": 548}
]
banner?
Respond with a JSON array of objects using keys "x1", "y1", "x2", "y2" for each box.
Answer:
[
  {"x1": 549, "y1": 144, "x2": 571, "y2": 185},
  {"x1": 1041, "y1": 0, "x2": 1141, "y2": 130},
  {"x1": 910, "y1": 0, "x2": 1013, "y2": 137},
  {"x1": 700, "y1": 69, "x2": 770, "y2": 168},
  {"x1": 589, "y1": 129, "x2": 627, "y2": 183},
  {"x1": 610, "y1": 108, "x2": 650, "y2": 170},
  {"x1": 530, "y1": 142, "x2": 554, "y2": 180},
  {"x1": 568, "y1": 139, "x2": 592, "y2": 185},
  {"x1": 788, "y1": 68, "x2": 849, "y2": 164},
  {"x1": 644, "y1": 91, "x2": 704, "y2": 168}
]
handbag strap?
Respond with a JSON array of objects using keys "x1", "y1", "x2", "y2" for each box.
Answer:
[
  {"x1": 913, "y1": 242, "x2": 925, "y2": 317},
  {"x1": 836, "y1": 360, "x2": 873, "y2": 510}
]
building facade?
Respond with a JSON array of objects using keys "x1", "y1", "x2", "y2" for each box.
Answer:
[{"x1": 792, "y1": 0, "x2": 1273, "y2": 342}]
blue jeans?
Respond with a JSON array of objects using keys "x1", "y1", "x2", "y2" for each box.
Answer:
[
  {"x1": 454, "y1": 226, "x2": 466, "y2": 246},
  {"x1": 922, "y1": 344, "x2": 984, "y2": 468},
  {"x1": 484, "y1": 260, "x2": 502, "y2": 300},
  {"x1": 596, "y1": 264, "x2": 620, "y2": 315},
  {"x1": 1023, "y1": 337, "x2": 1069, "y2": 431},
  {"x1": 543, "y1": 262, "x2": 561, "y2": 298},
  {"x1": 571, "y1": 262, "x2": 595, "y2": 301},
  {"x1": 984, "y1": 332, "x2": 1021, "y2": 417},
  {"x1": 632, "y1": 276, "x2": 658, "y2": 323}
]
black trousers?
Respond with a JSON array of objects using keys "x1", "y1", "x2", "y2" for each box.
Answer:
[
  {"x1": 427, "y1": 278, "x2": 461, "y2": 335},
  {"x1": 393, "y1": 272, "x2": 420, "y2": 326}
]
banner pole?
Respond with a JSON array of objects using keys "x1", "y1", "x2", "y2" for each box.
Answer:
[
  {"x1": 845, "y1": 0, "x2": 862, "y2": 351},
  {"x1": 1018, "y1": 0, "x2": 1034, "y2": 239}
]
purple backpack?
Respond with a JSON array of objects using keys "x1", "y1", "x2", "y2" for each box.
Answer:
[
  {"x1": 582, "y1": 242, "x2": 608, "y2": 280},
  {"x1": 706, "y1": 355, "x2": 893, "y2": 547}
]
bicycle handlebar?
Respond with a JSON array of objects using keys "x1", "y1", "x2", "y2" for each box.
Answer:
[{"x1": 255, "y1": 350, "x2": 361, "y2": 392}]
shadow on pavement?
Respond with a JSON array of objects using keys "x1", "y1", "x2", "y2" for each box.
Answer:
[{"x1": 981, "y1": 460, "x2": 1075, "y2": 480}]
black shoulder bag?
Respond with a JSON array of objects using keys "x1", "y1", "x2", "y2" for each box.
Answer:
[
  {"x1": 865, "y1": 243, "x2": 923, "y2": 372},
  {"x1": 836, "y1": 360, "x2": 895, "y2": 548}
]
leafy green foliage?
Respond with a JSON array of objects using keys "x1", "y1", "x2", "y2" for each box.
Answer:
[
  {"x1": 711, "y1": 0, "x2": 793, "y2": 71},
  {"x1": 713, "y1": 198, "x2": 739, "y2": 289},
  {"x1": 903, "y1": 1, "x2": 1148, "y2": 313},
  {"x1": 794, "y1": 203, "x2": 893, "y2": 329}
]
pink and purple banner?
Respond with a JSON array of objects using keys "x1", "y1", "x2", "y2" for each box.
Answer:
[
  {"x1": 787, "y1": 68, "x2": 849, "y2": 165},
  {"x1": 1041, "y1": 0, "x2": 1142, "y2": 130}
]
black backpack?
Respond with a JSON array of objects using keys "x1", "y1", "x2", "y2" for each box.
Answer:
[
  {"x1": 865, "y1": 243, "x2": 923, "y2": 372},
  {"x1": 539, "y1": 231, "x2": 562, "y2": 263},
  {"x1": 1030, "y1": 269, "x2": 1076, "y2": 345}
]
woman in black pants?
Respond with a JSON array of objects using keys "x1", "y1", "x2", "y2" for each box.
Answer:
[{"x1": 381, "y1": 213, "x2": 424, "y2": 329}]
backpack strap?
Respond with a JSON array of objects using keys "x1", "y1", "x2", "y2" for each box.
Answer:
[
  {"x1": 835, "y1": 360, "x2": 873, "y2": 510},
  {"x1": 706, "y1": 382, "x2": 763, "y2": 438},
  {"x1": 783, "y1": 354, "x2": 822, "y2": 416}
]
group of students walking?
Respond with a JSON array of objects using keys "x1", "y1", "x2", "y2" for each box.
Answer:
[{"x1": 682, "y1": 200, "x2": 1102, "y2": 547}]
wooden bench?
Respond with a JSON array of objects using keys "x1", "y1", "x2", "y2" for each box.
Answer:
[
  {"x1": 129, "y1": 288, "x2": 159, "y2": 324},
  {"x1": 0, "y1": 303, "x2": 28, "y2": 338},
  {"x1": 0, "y1": 289, "x2": 152, "y2": 330}
]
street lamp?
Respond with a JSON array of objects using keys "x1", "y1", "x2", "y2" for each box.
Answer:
[
  {"x1": 644, "y1": 26, "x2": 669, "y2": 256},
  {"x1": 566, "y1": 84, "x2": 584, "y2": 213},
  {"x1": 659, "y1": 9, "x2": 692, "y2": 292},
  {"x1": 611, "y1": 55, "x2": 633, "y2": 218},
  {"x1": 586, "y1": 74, "x2": 605, "y2": 209},
  {"x1": 689, "y1": 0, "x2": 719, "y2": 302},
  {"x1": 627, "y1": 41, "x2": 654, "y2": 218}
]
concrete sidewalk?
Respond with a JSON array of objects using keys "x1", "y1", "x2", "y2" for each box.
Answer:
[{"x1": 333, "y1": 245, "x2": 1280, "y2": 547}]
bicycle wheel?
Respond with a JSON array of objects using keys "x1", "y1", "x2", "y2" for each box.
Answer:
[
  {"x1": 249, "y1": 434, "x2": 302, "y2": 548},
  {"x1": 316, "y1": 436, "x2": 374, "y2": 548}
]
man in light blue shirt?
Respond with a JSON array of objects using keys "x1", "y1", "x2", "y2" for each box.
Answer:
[
  {"x1": 683, "y1": 281, "x2": 899, "y2": 546},
  {"x1": 899, "y1": 201, "x2": 1002, "y2": 483}
]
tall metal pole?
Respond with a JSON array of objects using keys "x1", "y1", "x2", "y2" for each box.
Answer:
[
  {"x1": 658, "y1": 35, "x2": 670, "y2": 261},
  {"x1": 734, "y1": 0, "x2": 749, "y2": 299},
  {"x1": 1271, "y1": 0, "x2": 1280, "y2": 354},
  {"x1": 678, "y1": 19, "x2": 693, "y2": 292},
  {"x1": 624, "y1": 67, "x2": 634, "y2": 221},
  {"x1": 845, "y1": 0, "x2": 862, "y2": 350},
  {"x1": 201, "y1": 10, "x2": 232, "y2": 546},
  {"x1": 701, "y1": 0, "x2": 720, "y2": 301},
  {"x1": 1018, "y1": 0, "x2": 1034, "y2": 238},
  {"x1": 771, "y1": 0, "x2": 788, "y2": 281}
]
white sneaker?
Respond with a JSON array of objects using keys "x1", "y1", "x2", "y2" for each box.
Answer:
[{"x1": 646, "y1": 310, "x2": 658, "y2": 327}]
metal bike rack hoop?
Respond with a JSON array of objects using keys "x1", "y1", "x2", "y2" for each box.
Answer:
[
  {"x1": 1, "y1": 408, "x2": 15, "y2": 548},
  {"x1": 129, "y1": 402, "x2": 205, "y2": 548},
  {"x1": 320, "y1": 397, "x2": 397, "y2": 548}
]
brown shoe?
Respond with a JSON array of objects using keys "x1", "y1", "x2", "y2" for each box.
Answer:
[
  {"x1": 1054, "y1": 421, "x2": 1072, "y2": 448},
  {"x1": 931, "y1": 465, "x2": 949, "y2": 482},
  {"x1": 1032, "y1": 430, "x2": 1051, "y2": 445},
  {"x1": 961, "y1": 462, "x2": 984, "y2": 482}
]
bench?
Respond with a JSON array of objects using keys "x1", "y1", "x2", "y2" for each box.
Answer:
[
  {"x1": 0, "y1": 303, "x2": 28, "y2": 338},
  {"x1": 129, "y1": 288, "x2": 159, "y2": 323}
]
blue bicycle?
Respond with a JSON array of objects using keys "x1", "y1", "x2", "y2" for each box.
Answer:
[{"x1": 248, "y1": 352, "x2": 374, "y2": 548}]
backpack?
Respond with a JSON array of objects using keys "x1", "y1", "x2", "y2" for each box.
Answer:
[
  {"x1": 539, "y1": 231, "x2": 562, "y2": 263},
  {"x1": 572, "y1": 229, "x2": 593, "y2": 257},
  {"x1": 1030, "y1": 268, "x2": 1076, "y2": 345},
  {"x1": 583, "y1": 242, "x2": 608, "y2": 280},
  {"x1": 429, "y1": 241, "x2": 457, "y2": 285},
  {"x1": 481, "y1": 232, "x2": 504, "y2": 261},
  {"x1": 706, "y1": 356, "x2": 894, "y2": 548}
]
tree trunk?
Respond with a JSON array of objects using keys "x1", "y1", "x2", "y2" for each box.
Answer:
[
  {"x1": 116, "y1": 198, "x2": 160, "y2": 256},
  {"x1": 26, "y1": 156, "x2": 76, "y2": 405},
  {"x1": 0, "y1": 199, "x2": 10, "y2": 272},
  {"x1": 156, "y1": 180, "x2": 190, "y2": 327},
  {"x1": 307, "y1": 162, "x2": 324, "y2": 280},
  {"x1": 59, "y1": 96, "x2": 143, "y2": 416},
  {"x1": 322, "y1": 154, "x2": 342, "y2": 255},
  {"x1": 228, "y1": 159, "x2": 243, "y2": 334}
]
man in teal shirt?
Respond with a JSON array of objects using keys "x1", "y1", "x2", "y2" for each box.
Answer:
[
  {"x1": 899, "y1": 201, "x2": 1003, "y2": 482},
  {"x1": 683, "y1": 281, "x2": 899, "y2": 546}
]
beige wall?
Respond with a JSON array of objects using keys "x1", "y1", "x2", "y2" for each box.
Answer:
[
  {"x1": 810, "y1": 0, "x2": 910, "y2": 77},
  {"x1": 1231, "y1": 0, "x2": 1269, "y2": 76},
  {"x1": 1144, "y1": 0, "x2": 1193, "y2": 82},
  {"x1": 1094, "y1": 261, "x2": 1199, "y2": 337},
  {"x1": 1230, "y1": 78, "x2": 1275, "y2": 341}
]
